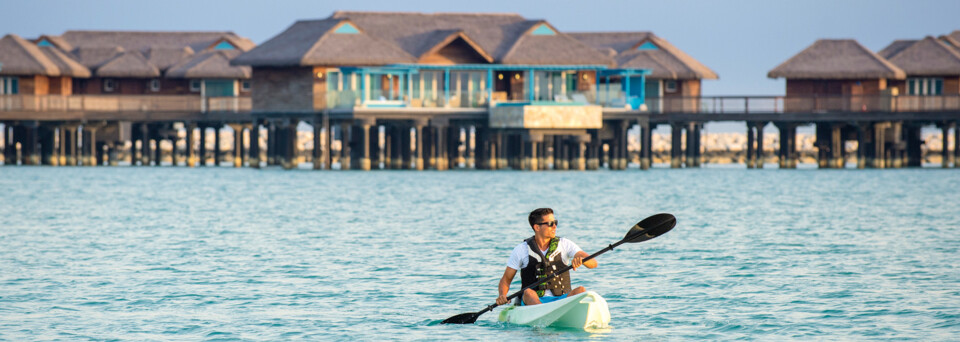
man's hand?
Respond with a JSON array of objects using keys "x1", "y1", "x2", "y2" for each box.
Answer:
[
  {"x1": 572, "y1": 255, "x2": 584, "y2": 270},
  {"x1": 496, "y1": 294, "x2": 509, "y2": 305}
]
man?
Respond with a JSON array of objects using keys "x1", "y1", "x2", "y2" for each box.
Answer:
[{"x1": 496, "y1": 208, "x2": 597, "y2": 306}]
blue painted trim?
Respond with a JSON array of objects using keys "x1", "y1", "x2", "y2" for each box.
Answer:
[
  {"x1": 496, "y1": 101, "x2": 586, "y2": 107},
  {"x1": 605, "y1": 76, "x2": 610, "y2": 106},
  {"x1": 486, "y1": 69, "x2": 493, "y2": 105},
  {"x1": 528, "y1": 69, "x2": 534, "y2": 102},
  {"x1": 594, "y1": 73, "x2": 599, "y2": 105},
  {"x1": 335, "y1": 23, "x2": 360, "y2": 34},
  {"x1": 625, "y1": 75, "x2": 631, "y2": 103},
  {"x1": 37, "y1": 39, "x2": 53, "y2": 47},
  {"x1": 213, "y1": 41, "x2": 235, "y2": 50},
  {"x1": 360, "y1": 70, "x2": 366, "y2": 104},
  {"x1": 365, "y1": 102, "x2": 406, "y2": 108},
  {"x1": 639, "y1": 75, "x2": 645, "y2": 101},
  {"x1": 387, "y1": 64, "x2": 610, "y2": 71},
  {"x1": 531, "y1": 24, "x2": 556, "y2": 36},
  {"x1": 444, "y1": 69, "x2": 450, "y2": 106},
  {"x1": 637, "y1": 41, "x2": 658, "y2": 50}
]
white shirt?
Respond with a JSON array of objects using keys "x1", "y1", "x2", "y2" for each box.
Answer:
[{"x1": 506, "y1": 237, "x2": 583, "y2": 297}]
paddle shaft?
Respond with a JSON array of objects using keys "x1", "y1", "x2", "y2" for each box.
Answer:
[{"x1": 474, "y1": 238, "x2": 628, "y2": 317}]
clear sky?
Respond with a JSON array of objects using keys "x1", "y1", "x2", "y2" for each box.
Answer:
[{"x1": 4, "y1": 0, "x2": 959, "y2": 96}]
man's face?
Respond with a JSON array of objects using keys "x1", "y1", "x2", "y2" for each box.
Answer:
[{"x1": 533, "y1": 213, "x2": 558, "y2": 239}]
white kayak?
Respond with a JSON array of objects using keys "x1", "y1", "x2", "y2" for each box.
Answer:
[{"x1": 497, "y1": 291, "x2": 611, "y2": 330}]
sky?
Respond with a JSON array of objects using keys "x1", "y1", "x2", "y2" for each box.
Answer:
[{"x1": 4, "y1": 0, "x2": 959, "y2": 97}]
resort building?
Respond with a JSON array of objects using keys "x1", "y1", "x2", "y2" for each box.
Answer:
[
  {"x1": 0, "y1": 30, "x2": 256, "y2": 166},
  {"x1": 231, "y1": 11, "x2": 718, "y2": 170},
  {"x1": 567, "y1": 32, "x2": 718, "y2": 112},
  {"x1": 768, "y1": 39, "x2": 906, "y2": 112}
]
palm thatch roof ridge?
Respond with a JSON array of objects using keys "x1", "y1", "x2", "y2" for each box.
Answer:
[
  {"x1": 568, "y1": 32, "x2": 718, "y2": 79},
  {"x1": 885, "y1": 36, "x2": 960, "y2": 76},
  {"x1": 166, "y1": 50, "x2": 251, "y2": 78},
  {"x1": 878, "y1": 40, "x2": 917, "y2": 60},
  {"x1": 71, "y1": 46, "x2": 126, "y2": 69},
  {"x1": 145, "y1": 46, "x2": 195, "y2": 71},
  {"x1": 95, "y1": 50, "x2": 161, "y2": 78},
  {"x1": 59, "y1": 30, "x2": 253, "y2": 53},
  {"x1": 39, "y1": 46, "x2": 91, "y2": 78},
  {"x1": 768, "y1": 39, "x2": 905, "y2": 79}
]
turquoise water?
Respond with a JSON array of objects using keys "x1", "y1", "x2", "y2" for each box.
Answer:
[{"x1": 1, "y1": 167, "x2": 958, "y2": 340}]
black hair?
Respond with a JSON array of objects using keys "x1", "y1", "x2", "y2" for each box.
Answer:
[{"x1": 528, "y1": 208, "x2": 554, "y2": 230}]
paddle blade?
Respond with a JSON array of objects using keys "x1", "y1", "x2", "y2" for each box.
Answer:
[
  {"x1": 623, "y1": 213, "x2": 676, "y2": 243},
  {"x1": 441, "y1": 312, "x2": 480, "y2": 324}
]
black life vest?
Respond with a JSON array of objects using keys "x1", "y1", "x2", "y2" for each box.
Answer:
[{"x1": 519, "y1": 236, "x2": 571, "y2": 299}]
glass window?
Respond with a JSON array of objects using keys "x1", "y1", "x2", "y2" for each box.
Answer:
[
  {"x1": 0, "y1": 77, "x2": 19, "y2": 94},
  {"x1": 327, "y1": 71, "x2": 340, "y2": 91},
  {"x1": 104, "y1": 79, "x2": 115, "y2": 92},
  {"x1": 907, "y1": 78, "x2": 944, "y2": 96},
  {"x1": 411, "y1": 74, "x2": 421, "y2": 99},
  {"x1": 149, "y1": 79, "x2": 161, "y2": 92},
  {"x1": 190, "y1": 79, "x2": 201, "y2": 92},
  {"x1": 241, "y1": 80, "x2": 251, "y2": 91},
  {"x1": 665, "y1": 80, "x2": 678, "y2": 93}
]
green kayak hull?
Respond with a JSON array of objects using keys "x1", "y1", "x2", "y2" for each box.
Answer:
[{"x1": 498, "y1": 291, "x2": 611, "y2": 330}]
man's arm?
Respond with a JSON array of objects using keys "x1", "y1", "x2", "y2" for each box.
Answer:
[
  {"x1": 496, "y1": 267, "x2": 517, "y2": 305},
  {"x1": 572, "y1": 250, "x2": 598, "y2": 270}
]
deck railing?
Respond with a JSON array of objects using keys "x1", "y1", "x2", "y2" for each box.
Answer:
[
  {"x1": 0, "y1": 95, "x2": 251, "y2": 113},
  {"x1": 2, "y1": 94, "x2": 958, "y2": 115},
  {"x1": 651, "y1": 95, "x2": 960, "y2": 114}
]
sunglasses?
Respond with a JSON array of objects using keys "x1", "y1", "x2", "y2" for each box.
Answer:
[{"x1": 537, "y1": 220, "x2": 558, "y2": 227}]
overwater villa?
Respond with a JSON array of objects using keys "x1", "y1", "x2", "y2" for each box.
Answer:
[{"x1": 768, "y1": 36, "x2": 960, "y2": 168}]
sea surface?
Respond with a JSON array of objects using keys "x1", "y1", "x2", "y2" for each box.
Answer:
[{"x1": 0, "y1": 166, "x2": 958, "y2": 341}]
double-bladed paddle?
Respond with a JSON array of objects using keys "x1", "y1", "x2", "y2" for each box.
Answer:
[{"x1": 441, "y1": 213, "x2": 677, "y2": 324}]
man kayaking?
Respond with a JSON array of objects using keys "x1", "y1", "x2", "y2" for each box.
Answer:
[{"x1": 496, "y1": 208, "x2": 598, "y2": 306}]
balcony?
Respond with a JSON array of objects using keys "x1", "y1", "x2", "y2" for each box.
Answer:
[
  {"x1": 0, "y1": 95, "x2": 251, "y2": 113},
  {"x1": 641, "y1": 95, "x2": 960, "y2": 114}
]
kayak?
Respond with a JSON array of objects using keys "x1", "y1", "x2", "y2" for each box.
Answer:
[{"x1": 497, "y1": 291, "x2": 610, "y2": 329}]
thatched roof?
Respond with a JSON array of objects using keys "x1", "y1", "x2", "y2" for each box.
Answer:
[
  {"x1": 331, "y1": 11, "x2": 529, "y2": 61},
  {"x1": 939, "y1": 35, "x2": 960, "y2": 52},
  {"x1": 34, "y1": 35, "x2": 73, "y2": 51},
  {"x1": 415, "y1": 30, "x2": 493, "y2": 62},
  {"x1": 0, "y1": 34, "x2": 61, "y2": 76},
  {"x1": 39, "y1": 46, "x2": 90, "y2": 77},
  {"x1": 569, "y1": 32, "x2": 718, "y2": 79},
  {"x1": 145, "y1": 46, "x2": 195, "y2": 71},
  {"x1": 500, "y1": 21, "x2": 614, "y2": 66},
  {"x1": 71, "y1": 46, "x2": 125, "y2": 69},
  {"x1": 234, "y1": 11, "x2": 613, "y2": 67},
  {"x1": 233, "y1": 18, "x2": 416, "y2": 66},
  {"x1": 59, "y1": 31, "x2": 254, "y2": 53},
  {"x1": 884, "y1": 36, "x2": 960, "y2": 76},
  {"x1": 877, "y1": 40, "x2": 917, "y2": 59},
  {"x1": 96, "y1": 50, "x2": 160, "y2": 78},
  {"x1": 768, "y1": 39, "x2": 905, "y2": 79},
  {"x1": 949, "y1": 30, "x2": 960, "y2": 47},
  {"x1": 165, "y1": 50, "x2": 251, "y2": 79}
]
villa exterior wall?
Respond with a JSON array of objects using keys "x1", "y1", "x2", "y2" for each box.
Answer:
[
  {"x1": 19, "y1": 75, "x2": 49, "y2": 95},
  {"x1": 48, "y1": 76, "x2": 72, "y2": 95},
  {"x1": 252, "y1": 67, "x2": 314, "y2": 112},
  {"x1": 786, "y1": 79, "x2": 887, "y2": 97}
]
